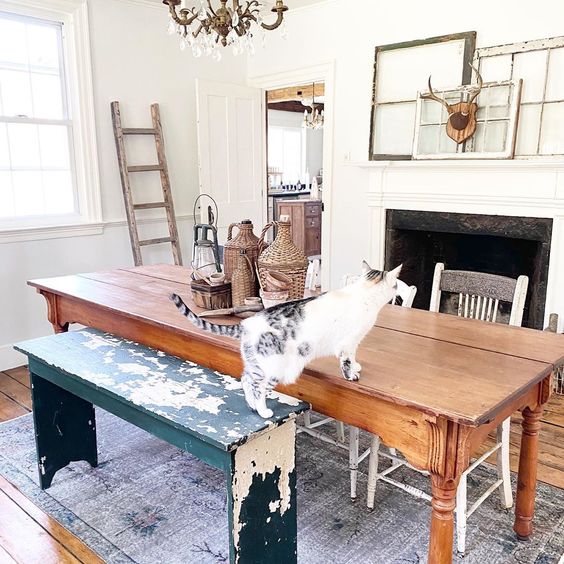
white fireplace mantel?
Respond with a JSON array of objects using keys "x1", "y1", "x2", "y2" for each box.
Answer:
[{"x1": 351, "y1": 158, "x2": 564, "y2": 331}]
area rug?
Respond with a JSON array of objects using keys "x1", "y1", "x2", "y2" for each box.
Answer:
[{"x1": 0, "y1": 411, "x2": 562, "y2": 564}]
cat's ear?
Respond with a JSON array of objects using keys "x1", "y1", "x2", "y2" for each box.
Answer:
[
  {"x1": 361, "y1": 260, "x2": 371, "y2": 274},
  {"x1": 387, "y1": 264, "x2": 403, "y2": 280}
]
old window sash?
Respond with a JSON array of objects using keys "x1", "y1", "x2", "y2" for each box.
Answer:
[
  {"x1": 0, "y1": 0, "x2": 101, "y2": 241},
  {"x1": 369, "y1": 31, "x2": 476, "y2": 161},
  {"x1": 474, "y1": 36, "x2": 564, "y2": 158},
  {"x1": 412, "y1": 79, "x2": 522, "y2": 160}
]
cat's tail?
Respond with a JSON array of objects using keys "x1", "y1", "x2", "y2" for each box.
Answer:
[{"x1": 170, "y1": 293, "x2": 242, "y2": 339}]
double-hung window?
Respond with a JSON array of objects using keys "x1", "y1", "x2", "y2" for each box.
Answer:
[{"x1": 0, "y1": 2, "x2": 100, "y2": 239}]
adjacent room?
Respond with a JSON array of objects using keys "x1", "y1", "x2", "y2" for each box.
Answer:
[{"x1": 1, "y1": 1, "x2": 563, "y2": 563}]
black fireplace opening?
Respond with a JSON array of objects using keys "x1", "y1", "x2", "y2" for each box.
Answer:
[{"x1": 384, "y1": 210, "x2": 553, "y2": 329}]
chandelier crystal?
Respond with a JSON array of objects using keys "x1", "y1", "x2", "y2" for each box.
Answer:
[
  {"x1": 163, "y1": 0, "x2": 288, "y2": 59},
  {"x1": 302, "y1": 83, "x2": 324, "y2": 130}
]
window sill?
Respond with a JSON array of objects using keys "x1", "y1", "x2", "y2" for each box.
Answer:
[{"x1": 0, "y1": 221, "x2": 104, "y2": 244}]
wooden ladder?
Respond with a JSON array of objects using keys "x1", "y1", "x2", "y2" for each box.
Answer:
[{"x1": 111, "y1": 101, "x2": 183, "y2": 266}]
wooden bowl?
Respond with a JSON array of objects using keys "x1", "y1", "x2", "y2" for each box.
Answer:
[{"x1": 264, "y1": 270, "x2": 292, "y2": 292}]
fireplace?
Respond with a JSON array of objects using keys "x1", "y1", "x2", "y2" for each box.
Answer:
[{"x1": 384, "y1": 210, "x2": 553, "y2": 329}]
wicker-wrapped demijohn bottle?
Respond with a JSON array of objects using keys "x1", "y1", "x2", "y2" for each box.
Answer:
[
  {"x1": 223, "y1": 220, "x2": 260, "y2": 285},
  {"x1": 231, "y1": 249, "x2": 256, "y2": 307},
  {"x1": 257, "y1": 219, "x2": 309, "y2": 300}
]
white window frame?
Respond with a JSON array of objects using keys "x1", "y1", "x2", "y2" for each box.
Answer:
[{"x1": 0, "y1": 0, "x2": 101, "y2": 242}]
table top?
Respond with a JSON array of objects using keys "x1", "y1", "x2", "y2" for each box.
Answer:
[
  {"x1": 16, "y1": 328, "x2": 309, "y2": 451},
  {"x1": 29, "y1": 264, "x2": 564, "y2": 427}
]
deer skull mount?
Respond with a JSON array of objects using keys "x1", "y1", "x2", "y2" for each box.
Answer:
[{"x1": 420, "y1": 65, "x2": 484, "y2": 144}]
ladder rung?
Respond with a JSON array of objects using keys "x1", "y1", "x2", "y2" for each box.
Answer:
[
  {"x1": 139, "y1": 237, "x2": 174, "y2": 246},
  {"x1": 122, "y1": 128, "x2": 157, "y2": 135},
  {"x1": 127, "y1": 165, "x2": 163, "y2": 172},
  {"x1": 133, "y1": 202, "x2": 166, "y2": 210}
]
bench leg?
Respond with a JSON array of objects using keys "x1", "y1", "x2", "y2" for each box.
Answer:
[
  {"x1": 226, "y1": 419, "x2": 298, "y2": 564},
  {"x1": 31, "y1": 372, "x2": 98, "y2": 489}
]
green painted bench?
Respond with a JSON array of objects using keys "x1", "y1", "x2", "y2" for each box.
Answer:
[{"x1": 15, "y1": 328, "x2": 309, "y2": 564}]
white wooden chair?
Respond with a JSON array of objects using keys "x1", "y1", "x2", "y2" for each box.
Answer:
[
  {"x1": 296, "y1": 275, "x2": 417, "y2": 501},
  {"x1": 366, "y1": 263, "x2": 528, "y2": 555}
]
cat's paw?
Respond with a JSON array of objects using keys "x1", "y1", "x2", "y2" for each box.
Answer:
[
  {"x1": 352, "y1": 362, "x2": 362, "y2": 373},
  {"x1": 344, "y1": 370, "x2": 360, "y2": 382},
  {"x1": 257, "y1": 407, "x2": 274, "y2": 419}
]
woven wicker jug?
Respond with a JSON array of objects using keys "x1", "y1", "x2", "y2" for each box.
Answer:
[
  {"x1": 257, "y1": 220, "x2": 308, "y2": 300},
  {"x1": 224, "y1": 220, "x2": 260, "y2": 282},
  {"x1": 231, "y1": 249, "x2": 256, "y2": 307}
]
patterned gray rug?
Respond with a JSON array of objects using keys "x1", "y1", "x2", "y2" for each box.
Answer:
[{"x1": 0, "y1": 410, "x2": 562, "y2": 563}]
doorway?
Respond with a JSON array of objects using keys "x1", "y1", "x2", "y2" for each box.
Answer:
[{"x1": 265, "y1": 83, "x2": 325, "y2": 279}]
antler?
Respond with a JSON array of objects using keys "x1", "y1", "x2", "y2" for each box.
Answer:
[
  {"x1": 466, "y1": 63, "x2": 483, "y2": 106},
  {"x1": 420, "y1": 76, "x2": 451, "y2": 112}
]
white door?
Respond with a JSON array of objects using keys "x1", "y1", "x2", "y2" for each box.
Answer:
[{"x1": 196, "y1": 79, "x2": 265, "y2": 241}]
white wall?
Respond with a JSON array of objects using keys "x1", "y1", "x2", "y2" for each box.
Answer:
[
  {"x1": 248, "y1": 0, "x2": 564, "y2": 290},
  {"x1": 0, "y1": 0, "x2": 247, "y2": 369}
]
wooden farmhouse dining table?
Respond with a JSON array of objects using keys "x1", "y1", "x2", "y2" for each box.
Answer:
[{"x1": 28, "y1": 264, "x2": 564, "y2": 564}]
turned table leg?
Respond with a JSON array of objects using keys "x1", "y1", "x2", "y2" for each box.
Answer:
[
  {"x1": 514, "y1": 404, "x2": 543, "y2": 540},
  {"x1": 428, "y1": 474, "x2": 459, "y2": 564}
]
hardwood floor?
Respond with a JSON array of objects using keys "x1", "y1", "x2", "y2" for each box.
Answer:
[
  {"x1": 0, "y1": 366, "x2": 563, "y2": 562},
  {"x1": 0, "y1": 367, "x2": 103, "y2": 564}
]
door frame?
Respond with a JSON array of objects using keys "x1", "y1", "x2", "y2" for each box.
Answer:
[{"x1": 248, "y1": 61, "x2": 335, "y2": 290}]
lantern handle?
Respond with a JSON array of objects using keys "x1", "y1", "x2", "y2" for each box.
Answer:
[{"x1": 193, "y1": 193, "x2": 219, "y2": 228}]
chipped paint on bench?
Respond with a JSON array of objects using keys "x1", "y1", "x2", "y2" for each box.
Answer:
[
  {"x1": 16, "y1": 328, "x2": 309, "y2": 452},
  {"x1": 231, "y1": 421, "x2": 297, "y2": 561}
]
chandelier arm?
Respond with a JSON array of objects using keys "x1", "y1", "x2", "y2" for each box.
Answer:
[
  {"x1": 260, "y1": 10, "x2": 284, "y2": 31},
  {"x1": 168, "y1": 3, "x2": 200, "y2": 26},
  {"x1": 206, "y1": 0, "x2": 217, "y2": 16}
]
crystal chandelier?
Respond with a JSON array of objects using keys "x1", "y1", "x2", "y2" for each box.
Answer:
[
  {"x1": 163, "y1": 0, "x2": 288, "y2": 60},
  {"x1": 302, "y1": 83, "x2": 324, "y2": 130}
]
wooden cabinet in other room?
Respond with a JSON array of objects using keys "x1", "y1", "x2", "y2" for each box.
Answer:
[{"x1": 277, "y1": 199, "x2": 322, "y2": 258}]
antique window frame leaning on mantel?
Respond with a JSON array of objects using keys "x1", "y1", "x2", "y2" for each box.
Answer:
[
  {"x1": 474, "y1": 36, "x2": 564, "y2": 158},
  {"x1": 368, "y1": 31, "x2": 476, "y2": 161},
  {"x1": 0, "y1": 0, "x2": 102, "y2": 243}
]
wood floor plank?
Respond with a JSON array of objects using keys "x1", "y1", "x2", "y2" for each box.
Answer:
[
  {"x1": 0, "y1": 490, "x2": 81, "y2": 564},
  {"x1": 2, "y1": 367, "x2": 30, "y2": 389},
  {"x1": 0, "y1": 476, "x2": 104, "y2": 564},
  {"x1": 0, "y1": 392, "x2": 27, "y2": 423},
  {"x1": 0, "y1": 375, "x2": 31, "y2": 411}
]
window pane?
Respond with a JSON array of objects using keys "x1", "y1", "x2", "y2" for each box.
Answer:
[
  {"x1": 32, "y1": 73, "x2": 64, "y2": 119},
  {"x1": 539, "y1": 102, "x2": 564, "y2": 154},
  {"x1": 8, "y1": 123, "x2": 40, "y2": 168},
  {"x1": 12, "y1": 170, "x2": 43, "y2": 216},
  {"x1": 27, "y1": 23, "x2": 60, "y2": 71},
  {"x1": 38, "y1": 124, "x2": 70, "y2": 168},
  {"x1": 480, "y1": 55, "x2": 512, "y2": 82},
  {"x1": 282, "y1": 129, "x2": 302, "y2": 184},
  {"x1": 513, "y1": 50, "x2": 548, "y2": 103},
  {"x1": 0, "y1": 69, "x2": 33, "y2": 117},
  {"x1": 483, "y1": 120, "x2": 508, "y2": 152},
  {"x1": 0, "y1": 17, "x2": 27, "y2": 66},
  {"x1": 545, "y1": 47, "x2": 564, "y2": 102},
  {"x1": 373, "y1": 103, "x2": 416, "y2": 155},
  {"x1": 0, "y1": 171, "x2": 14, "y2": 217},
  {"x1": 515, "y1": 104, "x2": 541, "y2": 155},
  {"x1": 43, "y1": 170, "x2": 74, "y2": 214}
]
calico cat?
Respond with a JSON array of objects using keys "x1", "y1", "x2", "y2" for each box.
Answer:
[{"x1": 171, "y1": 261, "x2": 401, "y2": 419}]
